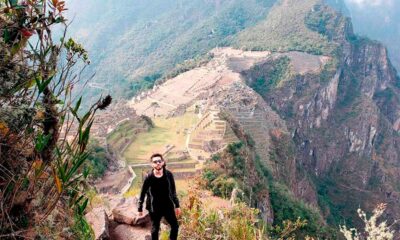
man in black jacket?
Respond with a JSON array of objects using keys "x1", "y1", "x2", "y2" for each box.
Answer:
[{"x1": 138, "y1": 153, "x2": 181, "y2": 240}]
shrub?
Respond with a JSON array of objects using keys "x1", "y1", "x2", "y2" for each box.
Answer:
[
  {"x1": 0, "y1": 1, "x2": 106, "y2": 237},
  {"x1": 340, "y1": 203, "x2": 395, "y2": 240},
  {"x1": 179, "y1": 182, "x2": 267, "y2": 240}
]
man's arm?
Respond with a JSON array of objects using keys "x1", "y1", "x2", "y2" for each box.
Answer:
[
  {"x1": 169, "y1": 171, "x2": 180, "y2": 208},
  {"x1": 138, "y1": 174, "x2": 150, "y2": 212}
]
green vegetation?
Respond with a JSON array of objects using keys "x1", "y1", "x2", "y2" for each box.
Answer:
[
  {"x1": 374, "y1": 88, "x2": 395, "y2": 103},
  {"x1": 268, "y1": 131, "x2": 296, "y2": 183},
  {"x1": 314, "y1": 171, "x2": 365, "y2": 228},
  {"x1": 203, "y1": 168, "x2": 238, "y2": 199},
  {"x1": 203, "y1": 140, "x2": 336, "y2": 238},
  {"x1": 203, "y1": 142, "x2": 255, "y2": 201},
  {"x1": 128, "y1": 73, "x2": 162, "y2": 98},
  {"x1": 340, "y1": 204, "x2": 395, "y2": 240},
  {"x1": 107, "y1": 118, "x2": 151, "y2": 153},
  {"x1": 164, "y1": 53, "x2": 214, "y2": 80},
  {"x1": 85, "y1": 141, "x2": 108, "y2": 178},
  {"x1": 68, "y1": 0, "x2": 277, "y2": 101},
  {"x1": 123, "y1": 112, "x2": 198, "y2": 164},
  {"x1": 305, "y1": 3, "x2": 344, "y2": 41},
  {"x1": 234, "y1": 0, "x2": 337, "y2": 55},
  {"x1": 319, "y1": 57, "x2": 338, "y2": 84},
  {"x1": 179, "y1": 184, "x2": 268, "y2": 240},
  {"x1": 122, "y1": 110, "x2": 199, "y2": 196},
  {"x1": 0, "y1": 0, "x2": 107, "y2": 238},
  {"x1": 247, "y1": 56, "x2": 291, "y2": 95},
  {"x1": 337, "y1": 74, "x2": 360, "y2": 108},
  {"x1": 269, "y1": 182, "x2": 324, "y2": 236}
]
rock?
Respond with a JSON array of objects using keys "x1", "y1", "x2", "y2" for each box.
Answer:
[
  {"x1": 112, "y1": 197, "x2": 150, "y2": 226},
  {"x1": 85, "y1": 208, "x2": 110, "y2": 240},
  {"x1": 134, "y1": 214, "x2": 151, "y2": 226},
  {"x1": 112, "y1": 207, "x2": 135, "y2": 225},
  {"x1": 109, "y1": 224, "x2": 151, "y2": 240}
]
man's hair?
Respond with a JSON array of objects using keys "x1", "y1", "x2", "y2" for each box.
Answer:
[{"x1": 150, "y1": 153, "x2": 164, "y2": 162}]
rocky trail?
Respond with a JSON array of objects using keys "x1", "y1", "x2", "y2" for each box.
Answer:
[{"x1": 87, "y1": 169, "x2": 152, "y2": 240}]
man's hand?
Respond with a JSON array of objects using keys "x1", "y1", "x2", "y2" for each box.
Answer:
[
  {"x1": 175, "y1": 208, "x2": 181, "y2": 217},
  {"x1": 138, "y1": 211, "x2": 143, "y2": 217}
]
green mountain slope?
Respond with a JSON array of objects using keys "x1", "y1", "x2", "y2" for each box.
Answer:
[
  {"x1": 238, "y1": 0, "x2": 400, "y2": 229},
  {"x1": 234, "y1": 0, "x2": 337, "y2": 55},
  {"x1": 67, "y1": 0, "x2": 277, "y2": 100}
]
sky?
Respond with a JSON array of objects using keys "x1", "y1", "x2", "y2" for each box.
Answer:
[{"x1": 345, "y1": 0, "x2": 393, "y2": 7}]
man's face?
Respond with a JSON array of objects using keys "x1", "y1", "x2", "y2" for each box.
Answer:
[{"x1": 151, "y1": 156, "x2": 164, "y2": 170}]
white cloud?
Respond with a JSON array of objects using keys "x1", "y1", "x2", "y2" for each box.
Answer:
[{"x1": 345, "y1": 0, "x2": 393, "y2": 7}]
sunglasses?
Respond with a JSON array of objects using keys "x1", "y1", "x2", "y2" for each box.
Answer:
[{"x1": 152, "y1": 159, "x2": 163, "y2": 164}]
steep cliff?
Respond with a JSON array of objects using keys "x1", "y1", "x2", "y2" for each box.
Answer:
[{"x1": 241, "y1": 0, "x2": 400, "y2": 227}]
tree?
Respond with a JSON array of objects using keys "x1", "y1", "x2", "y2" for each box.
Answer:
[
  {"x1": 0, "y1": 0, "x2": 110, "y2": 237},
  {"x1": 340, "y1": 203, "x2": 395, "y2": 240}
]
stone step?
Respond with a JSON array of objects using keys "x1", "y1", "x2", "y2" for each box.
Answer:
[
  {"x1": 188, "y1": 144, "x2": 203, "y2": 149},
  {"x1": 233, "y1": 113, "x2": 264, "y2": 118},
  {"x1": 242, "y1": 126, "x2": 266, "y2": 132},
  {"x1": 191, "y1": 138, "x2": 203, "y2": 143},
  {"x1": 211, "y1": 129, "x2": 224, "y2": 134},
  {"x1": 195, "y1": 132, "x2": 223, "y2": 138},
  {"x1": 224, "y1": 138, "x2": 239, "y2": 143},
  {"x1": 238, "y1": 120, "x2": 265, "y2": 125}
]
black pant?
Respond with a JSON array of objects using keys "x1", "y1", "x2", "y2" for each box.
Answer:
[{"x1": 149, "y1": 208, "x2": 179, "y2": 240}]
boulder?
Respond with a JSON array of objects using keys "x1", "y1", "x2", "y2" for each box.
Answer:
[
  {"x1": 109, "y1": 224, "x2": 151, "y2": 240},
  {"x1": 112, "y1": 197, "x2": 150, "y2": 226},
  {"x1": 85, "y1": 208, "x2": 110, "y2": 240}
]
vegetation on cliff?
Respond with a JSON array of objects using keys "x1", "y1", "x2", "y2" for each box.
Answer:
[
  {"x1": 239, "y1": 0, "x2": 400, "y2": 235},
  {"x1": 0, "y1": 0, "x2": 110, "y2": 237},
  {"x1": 203, "y1": 110, "x2": 337, "y2": 238}
]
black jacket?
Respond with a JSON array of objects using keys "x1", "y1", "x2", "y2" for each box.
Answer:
[{"x1": 138, "y1": 168, "x2": 180, "y2": 212}]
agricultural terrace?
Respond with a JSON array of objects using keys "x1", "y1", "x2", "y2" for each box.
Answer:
[{"x1": 123, "y1": 106, "x2": 200, "y2": 195}]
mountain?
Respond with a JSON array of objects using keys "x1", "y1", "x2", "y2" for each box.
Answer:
[
  {"x1": 239, "y1": 0, "x2": 400, "y2": 227},
  {"x1": 66, "y1": 0, "x2": 277, "y2": 101},
  {"x1": 67, "y1": 0, "x2": 400, "y2": 236},
  {"x1": 343, "y1": 0, "x2": 400, "y2": 72}
]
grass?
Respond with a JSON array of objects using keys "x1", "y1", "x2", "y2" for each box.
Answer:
[
  {"x1": 123, "y1": 110, "x2": 198, "y2": 164},
  {"x1": 106, "y1": 119, "x2": 149, "y2": 152},
  {"x1": 122, "y1": 108, "x2": 201, "y2": 197}
]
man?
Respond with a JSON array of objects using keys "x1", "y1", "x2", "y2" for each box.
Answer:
[{"x1": 138, "y1": 153, "x2": 181, "y2": 240}]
